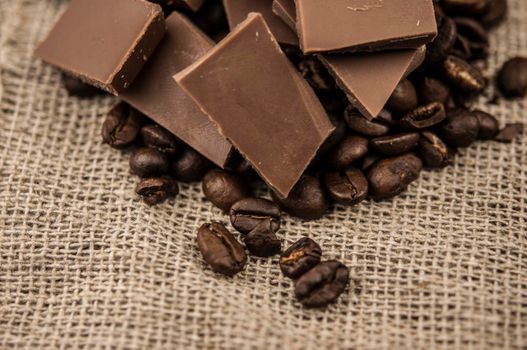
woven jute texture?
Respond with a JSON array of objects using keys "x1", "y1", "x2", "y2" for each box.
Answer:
[{"x1": 1, "y1": 1, "x2": 526, "y2": 349}]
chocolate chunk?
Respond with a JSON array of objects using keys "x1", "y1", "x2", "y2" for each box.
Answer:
[
  {"x1": 35, "y1": 0, "x2": 165, "y2": 94},
  {"x1": 122, "y1": 13, "x2": 233, "y2": 167},
  {"x1": 175, "y1": 14, "x2": 334, "y2": 197},
  {"x1": 272, "y1": 0, "x2": 296, "y2": 29}
]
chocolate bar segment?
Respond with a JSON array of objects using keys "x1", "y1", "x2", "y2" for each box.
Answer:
[
  {"x1": 223, "y1": 0, "x2": 298, "y2": 46},
  {"x1": 272, "y1": 0, "x2": 296, "y2": 29},
  {"x1": 121, "y1": 13, "x2": 232, "y2": 167},
  {"x1": 295, "y1": 0, "x2": 437, "y2": 53},
  {"x1": 175, "y1": 14, "x2": 334, "y2": 197},
  {"x1": 35, "y1": 0, "x2": 165, "y2": 95}
]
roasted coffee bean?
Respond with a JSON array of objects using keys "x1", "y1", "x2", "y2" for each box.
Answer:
[
  {"x1": 197, "y1": 222, "x2": 247, "y2": 276},
  {"x1": 376, "y1": 109, "x2": 396, "y2": 126},
  {"x1": 370, "y1": 133, "x2": 420, "y2": 156},
  {"x1": 135, "y1": 177, "x2": 178, "y2": 206},
  {"x1": 172, "y1": 148, "x2": 213, "y2": 182},
  {"x1": 317, "y1": 113, "x2": 348, "y2": 156},
  {"x1": 442, "y1": 0, "x2": 487, "y2": 15},
  {"x1": 478, "y1": 0, "x2": 508, "y2": 28},
  {"x1": 61, "y1": 73, "x2": 103, "y2": 98},
  {"x1": 324, "y1": 168, "x2": 368, "y2": 205},
  {"x1": 367, "y1": 153, "x2": 423, "y2": 200},
  {"x1": 494, "y1": 123, "x2": 524, "y2": 143},
  {"x1": 271, "y1": 175, "x2": 329, "y2": 221},
  {"x1": 294, "y1": 260, "x2": 349, "y2": 308},
  {"x1": 130, "y1": 147, "x2": 169, "y2": 177},
  {"x1": 243, "y1": 220, "x2": 281, "y2": 257},
  {"x1": 280, "y1": 238, "x2": 322, "y2": 279},
  {"x1": 141, "y1": 124, "x2": 180, "y2": 156},
  {"x1": 497, "y1": 57, "x2": 527, "y2": 98},
  {"x1": 361, "y1": 153, "x2": 381, "y2": 172},
  {"x1": 385, "y1": 79, "x2": 418, "y2": 114},
  {"x1": 450, "y1": 34, "x2": 473, "y2": 60},
  {"x1": 443, "y1": 55, "x2": 485, "y2": 94},
  {"x1": 438, "y1": 108, "x2": 480, "y2": 147},
  {"x1": 101, "y1": 102, "x2": 143, "y2": 149},
  {"x1": 453, "y1": 17, "x2": 489, "y2": 59},
  {"x1": 326, "y1": 135, "x2": 369, "y2": 169},
  {"x1": 473, "y1": 109, "x2": 499, "y2": 140},
  {"x1": 202, "y1": 169, "x2": 250, "y2": 212},
  {"x1": 230, "y1": 198, "x2": 280, "y2": 234},
  {"x1": 400, "y1": 103, "x2": 446, "y2": 130},
  {"x1": 417, "y1": 131, "x2": 453, "y2": 168},
  {"x1": 418, "y1": 77, "x2": 451, "y2": 105},
  {"x1": 426, "y1": 16, "x2": 457, "y2": 64},
  {"x1": 298, "y1": 57, "x2": 334, "y2": 92},
  {"x1": 344, "y1": 108, "x2": 390, "y2": 137}
]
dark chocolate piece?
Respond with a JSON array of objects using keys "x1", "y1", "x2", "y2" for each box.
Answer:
[
  {"x1": 175, "y1": 14, "x2": 334, "y2": 197},
  {"x1": 295, "y1": 0, "x2": 437, "y2": 53},
  {"x1": 35, "y1": 0, "x2": 165, "y2": 95},
  {"x1": 121, "y1": 13, "x2": 232, "y2": 167}
]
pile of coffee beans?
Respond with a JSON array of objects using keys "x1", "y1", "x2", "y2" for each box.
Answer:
[{"x1": 67, "y1": 0, "x2": 525, "y2": 308}]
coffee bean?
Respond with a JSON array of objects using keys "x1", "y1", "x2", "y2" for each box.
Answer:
[
  {"x1": 450, "y1": 34, "x2": 473, "y2": 60},
  {"x1": 426, "y1": 16, "x2": 457, "y2": 64},
  {"x1": 442, "y1": 0, "x2": 487, "y2": 15},
  {"x1": 400, "y1": 103, "x2": 446, "y2": 130},
  {"x1": 370, "y1": 133, "x2": 420, "y2": 156},
  {"x1": 361, "y1": 153, "x2": 381, "y2": 172},
  {"x1": 478, "y1": 0, "x2": 508, "y2": 28},
  {"x1": 497, "y1": 57, "x2": 527, "y2": 98},
  {"x1": 417, "y1": 131, "x2": 453, "y2": 168},
  {"x1": 326, "y1": 135, "x2": 369, "y2": 169},
  {"x1": 202, "y1": 169, "x2": 250, "y2": 212},
  {"x1": 280, "y1": 238, "x2": 322, "y2": 279},
  {"x1": 172, "y1": 148, "x2": 213, "y2": 182},
  {"x1": 385, "y1": 79, "x2": 419, "y2": 114},
  {"x1": 443, "y1": 55, "x2": 485, "y2": 94},
  {"x1": 324, "y1": 168, "x2": 368, "y2": 205},
  {"x1": 344, "y1": 108, "x2": 390, "y2": 137},
  {"x1": 473, "y1": 109, "x2": 499, "y2": 140},
  {"x1": 243, "y1": 220, "x2": 281, "y2": 257},
  {"x1": 453, "y1": 17, "x2": 489, "y2": 59},
  {"x1": 230, "y1": 197, "x2": 280, "y2": 234},
  {"x1": 130, "y1": 147, "x2": 169, "y2": 177},
  {"x1": 367, "y1": 153, "x2": 423, "y2": 200},
  {"x1": 494, "y1": 123, "x2": 524, "y2": 143},
  {"x1": 271, "y1": 175, "x2": 329, "y2": 221},
  {"x1": 418, "y1": 77, "x2": 451, "y2": 105},
  {"x1": 438, "y1": 108, "x2": 480, "y2": 147},
  {"x1": 61, "y1": 73, "x2": 103, "y2": 98},
  {"x1": 135, "y1": 177, "x2": 178, "y2": 206},
  {"x1": 197, "y1": 222, "x2": 247, "y2": 276},
  {"x1": 141, "y1": 124, "x2": 180, "y2": 157},
  {"x1": 298, "y1": 57, "x2": 334, "y2": 92},
  {"x1": 317, "y1": 113, "x2": 348, "y2": 156},
  {"x1": 101, "y1": 102, "x2": 143, "y2": 149},
  {"x1": 376, "y1": 109, "x2": 396, "y2": 126},
  {"x1": 294, "y1": 260, "x2": 349, "y2": 308}
]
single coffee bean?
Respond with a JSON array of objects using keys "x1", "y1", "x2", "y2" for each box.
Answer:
[
  {"x1": 298, "y1": 57, "x2": 334, "y2": 92},
  {"x1": 344, "y1": 108, "x2": 390, "y2": 137},
  {"x1": 450, "y1": 34, "x2": 473, "y2": 60},
  {"x1": 442, "y1": 0, "x2": 487, "y2": 15},
  {"x1": 361, "y1": 153, "x2": 382, "y2": 172},
  {"x1": 101, "y1": 102, "x2": 143, "y2": 149},
  {"x1": 326, "y1": 135, "x2": 369, "y2": 169},
  {"x1": 376, "y1": 109, "x2": 396, "y2": 126},
  {"x1": 478, "y1": 0, "x2": 508, "y2": 28},
  {"x1": 494, "y1": 123, "x2": 524, "y2": 143},
  {"x1": 418, "y1": 77, "x2": 451, "y2": 105},
  {"x1": 172, "y1": 148, "x2": 213, "y2": 182},
  {"x1": 197, "y1": 222, "x2": 247, "y2": 277},
  {"x1": 443, "y1": 55, "x2": 485, "y2": 94},
  {"x1": 61, "y1": 73, "x2": 103, "y2": 98},
  {"x1": 140, "y1": 124, "x2": 180, "y2": 157},
  {"x1": 130, "y1": 147, "x2": 169, "y2": 177},
  {"x1": 271, "y1": 175, "x2": 329, "y2": 221},
  {"x1": 370, "y1": 133, "x2": 420, "y2": 156},
  {"x1": 417, "y1": 131, "x2": 453, "y2": 168},
  {"x1": 385, "y1": 79, "x2": 419, "y2": 114},
  {"x1": 230, "y1": 197, "x2": 280, "y2": 234},
  {"x1": 400, "y1": 103, "x2": 446, "y2": 130},
  {"x1": 473, "y1": 109, "x2": 499, "y2": 140},
  {"x1": 453, "y1": 17, "x2": 489, "y2": 59},
  {"x1": 426, "y1": 16, "x2": 457, "y2": 64},
  {"x1": 280, "y1": 238, "x2": 322, "y2": 279},
  {"x1": 243, "y1": 220, "x2": 281, "y2": 257},
  {"x1": 324, "y1": 168, "x2": 368, "y2": 205},
  {"x1": 367, "y1": 153, "x2": 423, "y2": 200},
  {"x1": 135, "y1": 177, "x2": 178, "y2": 206},
  {"x1": 438, "y1": 108, "x2": 480, "y2": 147},
  {"x1": 294, "y1": 260, "x2": 350, "y2": 308},
  {"x1": 497, "y1": 57, "x2": 527, "y2": 98},
  {"x1": 202, "y1": 169, "x2": 250, "y2": 212}
]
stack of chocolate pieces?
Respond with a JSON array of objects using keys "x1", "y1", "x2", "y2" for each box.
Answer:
[{"x1": 35, "y1": 0, "x2": 525, "y2": 308}]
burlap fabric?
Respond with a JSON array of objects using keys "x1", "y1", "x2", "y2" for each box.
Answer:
[{"x1": 1, "y1": 1, "x2": 526, "y2": 349}]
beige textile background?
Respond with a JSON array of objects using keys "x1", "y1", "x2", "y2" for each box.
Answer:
[{"x1": 0, "y1": 0, "x2": 526, "y2": 349}]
